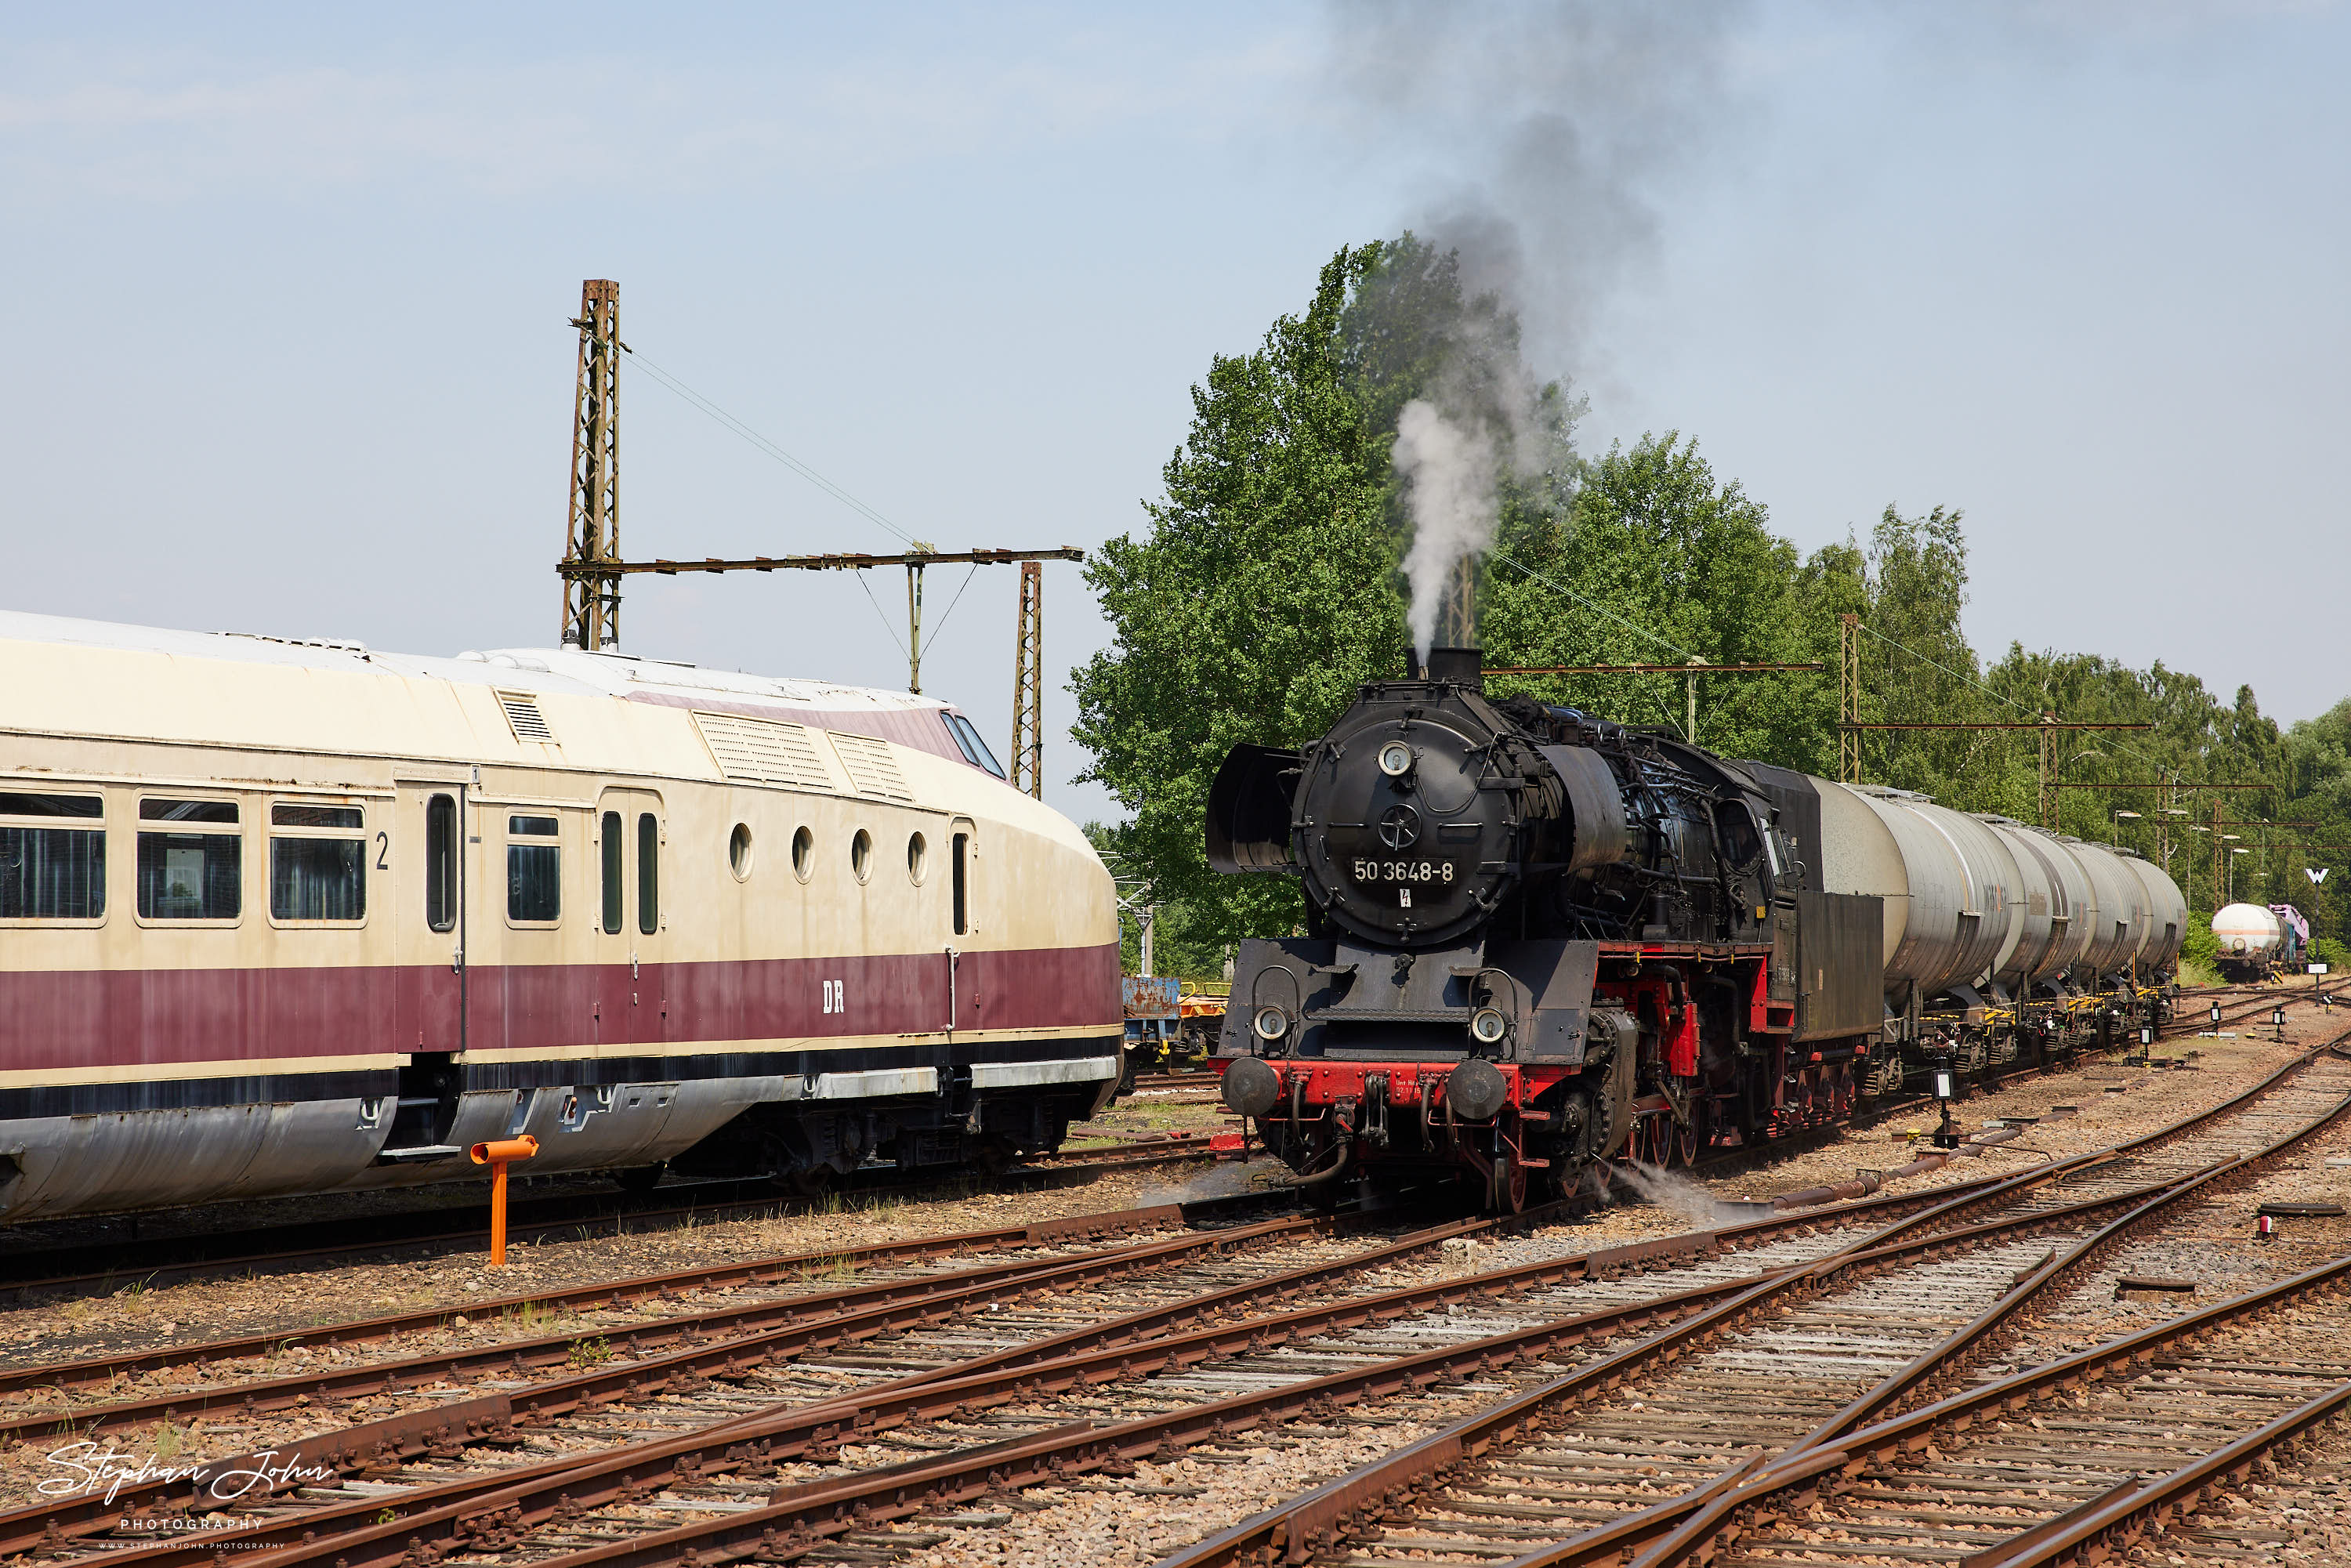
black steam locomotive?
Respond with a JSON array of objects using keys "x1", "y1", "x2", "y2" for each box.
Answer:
[{"x1": 1204, "y1": 647, "x2": 1886, "y2": 1209}]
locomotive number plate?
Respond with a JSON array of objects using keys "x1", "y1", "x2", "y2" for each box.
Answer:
[{"x1": 1350, "y1": 858, "x2": 1458, "y2": 885}]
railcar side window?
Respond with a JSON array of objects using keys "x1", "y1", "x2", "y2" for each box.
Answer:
[
  {"x1": 637, "y1": 813, "x2": 659, "y2": 935},
  {"x1": 951, "y1": 831, "x2": 969, "y2": 935},
  {"x1": 0, "y1": 791, "x2": 105, "y2": 920},
  {"x1": 600, "y1": 811, "x2": 624, "y2": 934},
  {"x1": 425, "y1": 795, "x2": 457, "y2": 932},
  {"x1": 137, "y1": 798, "x2": 241, "y2": 920},
  {"x1": 508, "y1": 814, "x2": 560, "y2": 923},
  {"x1": 270, "y1": 803, "x2": 366, "y2": 922}
]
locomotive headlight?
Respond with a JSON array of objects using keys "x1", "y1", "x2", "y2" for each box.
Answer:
[
  {"x1": 1469, "y1": 1006, "x2": 1509, "y2": 1045},
  {"x1": 1377, "y1": 741, "x2": 1415, "y2": 778},
  {"x1": 1252, "y1": 1006, "x2": 1291, "y2": 1042}
]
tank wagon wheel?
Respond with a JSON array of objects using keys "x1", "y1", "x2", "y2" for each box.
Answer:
[
  {"x1": 777, "y1": 1165, "x2": 835, "y2": 1200},
  {"x1": 612, "y1": 1161, "x2": 666, "y2": 1195},
  {"x1": 973, "y1": 1135, "x2": 1018, "y2": 1178}
]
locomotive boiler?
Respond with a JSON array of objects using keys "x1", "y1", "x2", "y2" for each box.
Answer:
[{"x1": 1205, "y1": 649, "x2": 2184, "y2": 1209}]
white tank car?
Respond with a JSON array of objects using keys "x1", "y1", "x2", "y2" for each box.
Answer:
[
  {"x1": 1740, "y1": 762, "x2": 2186, "y2": 1063},
  {"x1": 0, "y1": 611, "x2": 1122, "y2": 1222},
  {"x1": 2212, "y1": 902, "x2": 2286, "y2": 976}
]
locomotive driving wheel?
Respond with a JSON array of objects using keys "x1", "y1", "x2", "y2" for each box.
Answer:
[
  {"x1": 1674, "y1": 1106, "x2": 1704, "y2": 1168},
  {"x1": 1491, "y1": 1152, "x2": 1531, "y2": 1213}
]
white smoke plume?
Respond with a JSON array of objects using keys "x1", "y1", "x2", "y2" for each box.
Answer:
[
  {"x1": 1601, "y1": 1158, "x2": 1719, "y2": 1227},
  {"x1": 1330, "y1": 2, "x2": 1751, "y2": 652},
  {"x1": 1393, "y1": 398, "x2": 1494, "y2": 653}
]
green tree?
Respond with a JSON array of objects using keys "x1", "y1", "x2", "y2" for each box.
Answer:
[
  {"x1": 1070, "y1": 248, "x2": 1407, "y2": 941},
  {"x1": 1478, "y1": 434, "x2": 1827, "y2": 770}
]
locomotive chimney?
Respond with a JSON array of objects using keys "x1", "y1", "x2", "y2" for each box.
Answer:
[{"x1": 1424, "y1": 646, "x2": 1483, "y2": 690}]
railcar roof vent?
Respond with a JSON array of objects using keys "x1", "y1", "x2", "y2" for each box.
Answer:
[
  {"x1": 830, "y1": 731, "x2": 915, "y2": 802},
  {"x1": 498, "y1": 693, "x2": 556, "y2": 744},
  {"x1": 694, "y1": 711, "x2": 835, "y2": 791}
]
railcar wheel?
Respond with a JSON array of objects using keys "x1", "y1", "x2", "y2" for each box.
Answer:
[
  {"x1": 1674, "y1": 1114, "x2": 1700, "y2": 1168},
  {"x1": 973, "y1": 1135, "x2": 1017, "y2": 1177},
  {"x1": 613, "y1": 1161, "x2": 666, "y2": 1194},
  {"x1": 1491, "y1": 1154, "x2": 1530, "y2": 1214},
  {"x1": 778, "y1": 1165, "x2": 834, "y2": 1199}
]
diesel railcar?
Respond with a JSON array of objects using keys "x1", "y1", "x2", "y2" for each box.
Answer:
[
  {"x1": 0, "y1": 611, "x2": 1121, "y2": 1221},
  {"x1": 1206, "y1": 648, "x2": 2186, "y2": 1209}
]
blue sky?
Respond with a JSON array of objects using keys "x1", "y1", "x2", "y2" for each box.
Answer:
[{"x1": 5, "y1": 3, "x2": 2346, "y2": 824}]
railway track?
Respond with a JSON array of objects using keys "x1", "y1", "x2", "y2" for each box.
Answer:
[
  {"x1": 0, "y1": 1140, "x2": 1228, "y2": 1301},
  {"x1": 3, "y1": 1044, "x2": 2320, "y2": 1568},
  {"x1": 0, "y1": 1146, "x2": 2056, "y2": 1565},
  {"x1": 1155, "y1": 1039, "x2": 2351, "y2": 1568}
]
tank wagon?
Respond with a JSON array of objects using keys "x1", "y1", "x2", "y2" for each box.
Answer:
[
  {"x1": 2212, "y1": 902, "x2": 2308, "y2": 980},
  {"x1": 0, "y1": 611, "x2": 1121, "y2": 1222},
  {"x1": 1204, "y1": 649, "x2": 2185, "y2": 1209}
]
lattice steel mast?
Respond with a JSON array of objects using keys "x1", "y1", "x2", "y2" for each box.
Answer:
[
  {"x1": 1011, "y1": 560, "x2": 1044, "y2": 798},
  {"x1": 560, "y1": 279, "x2": 623, "y2": 650}
]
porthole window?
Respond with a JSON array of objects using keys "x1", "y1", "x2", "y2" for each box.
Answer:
[
  {"x1": 792, "y1": 826, "x2": 814, "y2": 882},
  {"x1": 851, "y1": 828, "x2": 872, "y2": 883},
  {"x1": 907, "y1": 831, "x2": 928, "y2": 885},
  {"x1": 728, "y1": 823, "x2": 754, "y2": 882}
]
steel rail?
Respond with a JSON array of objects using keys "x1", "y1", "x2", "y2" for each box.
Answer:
[
  {"x1": 23, "y1": 1039, "x2": 2326, "y2": 1568},
  {"x1": 18, "y1": 1171, "x2": 2034, "y2": 1568},
  {"x1": 0, "y1": 1203, "x2": 1220, "y2": 1406},
  {"x1": 0, "y1": 1211, "x2": 1332, "y2": 1446},
  {"x1": 1956, "y1": 1378, "x2": 2351, "y2": 1566},
  {"x1": 0, "y1": 1145, "x2": 1219, "y2": 1302},
  {"x1": 1487, "y1": 1048, "x2": 2351, "y2": 1567},
  {"x1": 1628, "y1": 1249, "x2": 2351, "y2": 1568},
  {"x1": 0, "y1": 1203, "x2": 1552, "y2": 1559},
  {"x1": 1149, "y1": 1037, "x2": 2351, "y2": 1568},
  {"x1": 412, "y1": 1167, "x2": 2227, "y2": 1568},
  {"x1": 208, "y1": 1116, "x2": 2248, "y2": 1568}
]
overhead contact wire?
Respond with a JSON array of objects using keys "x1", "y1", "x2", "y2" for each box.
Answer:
[{"x1": 617, "y1": 345, "x2": 921, "y2": 549}]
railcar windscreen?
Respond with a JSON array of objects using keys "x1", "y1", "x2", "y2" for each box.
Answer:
[
  {"x1": 945, "y1": 713, "x2": 1007, "y2": 780},
  {"x1": 137, "y1": 798, "x2": 240, "y2": 920},
  {"x1": 0, "y1": 792, "x2": 104, "y2": 919}
]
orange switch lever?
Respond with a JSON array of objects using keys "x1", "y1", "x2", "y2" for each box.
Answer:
[{"x1": 469, "y1": 1134, "x2": 540, "y2": 1266}]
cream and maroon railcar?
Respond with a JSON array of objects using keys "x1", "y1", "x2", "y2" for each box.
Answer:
[{"x1": 0, "y1": 612, "x2": 1121, "y2": 1221}]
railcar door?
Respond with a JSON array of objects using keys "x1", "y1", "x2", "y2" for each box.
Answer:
[
  {"x1": 596, "y1": 789, "x2": 668, "y2": 1048},
  {"x1": 390, "y1": 778, "x2": 468, "y2": 1056}
]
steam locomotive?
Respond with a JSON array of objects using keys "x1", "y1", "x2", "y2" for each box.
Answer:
[{"x1": 1205, "y1": 648, "x2": 2184, "y2": 1209}]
